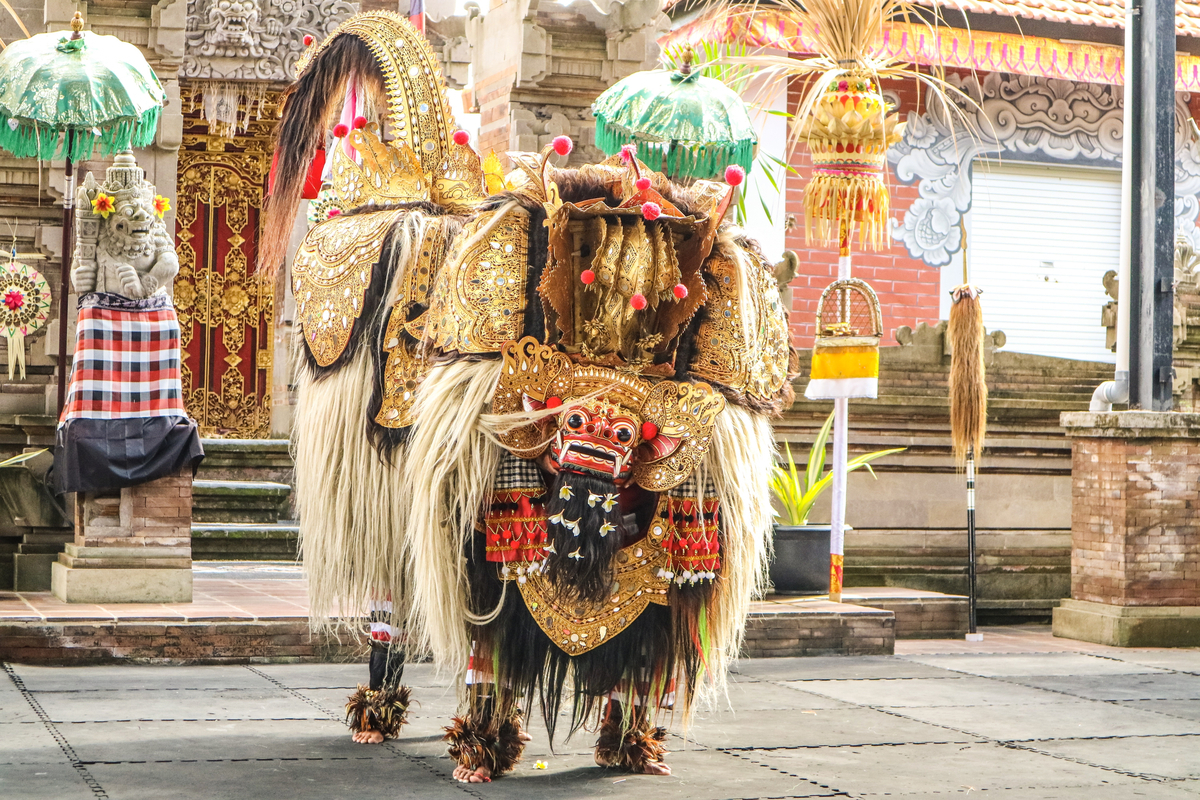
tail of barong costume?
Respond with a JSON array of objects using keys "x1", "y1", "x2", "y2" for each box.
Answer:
[{"x1": 263, "y1": 11, "x2": 796, "y2": 774}]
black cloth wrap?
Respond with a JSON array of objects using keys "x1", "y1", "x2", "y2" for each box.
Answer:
[{"x1": 53, "y1": 416, "x2": 205, "y2": 495}]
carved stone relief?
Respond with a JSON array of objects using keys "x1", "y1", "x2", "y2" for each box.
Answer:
[
  {"x1": 182, "y1": 0, "x2": 356, "y2": 80},
  {"x1": 888, "y1": 73, "x2": 1200, "y2": 266}
]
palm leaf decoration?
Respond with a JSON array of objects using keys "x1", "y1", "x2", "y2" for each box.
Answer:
[{"x1": 707, "y1": 0, "x2": 983, "y2": 250}]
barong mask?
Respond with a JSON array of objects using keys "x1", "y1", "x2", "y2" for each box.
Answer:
[{"x1": 494, "y1": 337, "x2": 725, "y2": 493}]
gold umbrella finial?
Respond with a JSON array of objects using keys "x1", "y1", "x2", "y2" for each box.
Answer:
[
  {"x1": 70, "y1": 12, "x2": 83, "y2": 38},
  {"x1": 680, "y1": 45, "x2": 694, "y2": 76}
]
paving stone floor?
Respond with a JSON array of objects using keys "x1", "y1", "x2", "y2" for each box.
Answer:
[{"x1": 2, "y1": 629, "x2": 1198, "y2": 800}]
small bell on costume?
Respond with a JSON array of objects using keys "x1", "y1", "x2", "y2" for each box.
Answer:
[{"x1": 805, "y1": 278, "x2": 882, "y2": 400}]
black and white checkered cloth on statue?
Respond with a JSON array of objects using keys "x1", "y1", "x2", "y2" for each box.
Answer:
[{"x1": 53, "y1": 292, "x2": 204, "y2": 494}]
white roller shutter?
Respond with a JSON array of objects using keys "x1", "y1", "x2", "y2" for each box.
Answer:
[{"x1": 950, "y1": 162, "x2": 1120, "y2": 363}]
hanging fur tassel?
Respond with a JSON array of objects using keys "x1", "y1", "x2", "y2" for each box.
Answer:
[{"x1": 947, "y1": 285, "x2": 987, "y2": 465}]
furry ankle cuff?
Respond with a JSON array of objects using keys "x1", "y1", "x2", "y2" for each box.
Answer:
[
  {"x1": 444, "y1": 710, "x2": 525, "y2": 777},
  {"x1": 595, "y1": 720, "x2": 668, "y2": 772},
  {"x1": 345, "y1": 684, "x2": 412, "y2": 739}
]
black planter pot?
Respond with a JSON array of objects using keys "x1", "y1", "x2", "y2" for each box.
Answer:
[{"x1": 769, "y1": 524, "x2": 832, "y2": 596}]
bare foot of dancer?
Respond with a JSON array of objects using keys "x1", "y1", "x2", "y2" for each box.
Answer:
[
  {"x1": 352, "y1": 729, "x2": 385, "y2": 744},
  {"x1": 453, "y1": 764, "x2": 492, "y2": 783}
]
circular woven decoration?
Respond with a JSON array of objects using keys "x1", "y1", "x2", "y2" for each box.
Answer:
[{"x1": 0, "y1": 260, "x2": 52, "y2": 340}]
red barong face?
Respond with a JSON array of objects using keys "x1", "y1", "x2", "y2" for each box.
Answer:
[{"x1": 550, "y1": 400, "x2": 640, "y2": 483}]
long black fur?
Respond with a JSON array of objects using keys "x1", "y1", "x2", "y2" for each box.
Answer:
[
  {"x1": 541, "y1": 470, "x2": 625, "y2": 605},
  {"x1": 466, "y1": 528, "x2": 684, "y2": 746}
]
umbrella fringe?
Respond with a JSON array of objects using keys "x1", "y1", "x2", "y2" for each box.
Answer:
[
  {"x1": 0, "y1": 105, "x2": 160, "y2": 162},
  {"x1": 594, "y1": 115, "x2": 754, "y2": 181}
]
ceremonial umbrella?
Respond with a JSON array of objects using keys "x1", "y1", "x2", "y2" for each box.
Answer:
[
  {"x1": 591, "y1": 56, "x2": 755, "y2": 181},
  {"x1": 0, "y1": 12, "x2": 165, "y2": 414}
]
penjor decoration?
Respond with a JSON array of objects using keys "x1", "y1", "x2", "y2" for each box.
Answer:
[
  {"x1": 720, "y1": 0, "x2": 974, "y2": 601},
  {"x1": 0, "y1": 248, "x2": 52, "y2": 380},
  {"x1": 263, "y1": 11, "x2": 795, "y2": 780}
]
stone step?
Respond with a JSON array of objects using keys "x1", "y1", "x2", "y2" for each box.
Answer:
[
  {"x1": 191, "y1": 480, "x2": 291, "y2": 524},
  {"x1": 191, "y1": 523, "x2": 299, "y2": 560}
]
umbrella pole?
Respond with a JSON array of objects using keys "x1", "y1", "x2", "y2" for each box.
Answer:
[{"x1": 56, "y1": 139, "x2": 74, "y2": 418}]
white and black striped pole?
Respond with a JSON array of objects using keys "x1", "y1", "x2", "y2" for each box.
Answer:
[{"x1": 965, "y1": 446, "x2": 982, "y2": 641}]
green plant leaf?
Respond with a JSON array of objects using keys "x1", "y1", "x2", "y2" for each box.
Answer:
[
  {"x1": 769, "y1": 410, "x2": 906, "y2": 525},
  {"x1": 0, "y1": 448, "x2": 47, "y2": 468},
  {"x1": 806, "y1": 411, "x2": 834, "y2": 492}
]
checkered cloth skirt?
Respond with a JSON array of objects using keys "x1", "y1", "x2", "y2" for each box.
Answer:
[{"x1": 60, "y1": 292, "x2": 187, "y2": 422}]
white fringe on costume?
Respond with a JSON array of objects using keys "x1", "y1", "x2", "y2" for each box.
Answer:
[
  {"x1": 400, "y1": 358, "x2": 505, "y2": 675},
  {"x1": 292, "y1": 346, "x2": 411, "y2": 634},
  {"x1": 698, "y1": 404, "x2": 777, "y2": 701},
  {"x1": 290, "y1": 209, "x2": 435, "y2": 638}
]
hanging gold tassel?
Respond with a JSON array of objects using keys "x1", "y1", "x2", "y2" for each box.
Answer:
[{"x1": 948, "y1": 285, "x2": 987, "y2": 466}]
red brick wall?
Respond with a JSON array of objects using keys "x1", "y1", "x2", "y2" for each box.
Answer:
[
  {"x1": 1070, "y1": 436, "x2": 1200, "y2": 607},
  {"x1": 784, "y1": 75, "x2": 944, "y2": 348}
]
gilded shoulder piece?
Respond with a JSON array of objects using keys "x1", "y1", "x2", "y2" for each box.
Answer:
[
  {"x1": 293, "y1": 209, "x2": 402, "y2": 366},
  {"x1": 426, "y1": 203, "x2": 530, "y2": 355},
  {"x1": 688, "y1": 242, "x2": 792, "y2": 404}
]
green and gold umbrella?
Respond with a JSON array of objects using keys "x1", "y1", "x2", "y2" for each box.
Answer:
[
  {"x1": 592, "y1": 58, "x2": 756, "y2": 181},
  {"x1": 0, "y1": 12, "x2": 164, "y2": 414},
  {"x1": 0, "y1": 13, "x2": 163, "y2": 161}
]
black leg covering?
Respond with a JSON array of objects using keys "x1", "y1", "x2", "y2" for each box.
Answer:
[{"x1": 369, "y1": 640, "x2": 406, "y2": 691}]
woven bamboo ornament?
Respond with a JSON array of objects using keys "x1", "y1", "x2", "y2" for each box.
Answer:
[
  {"x1": 711, "y1": 0, "x2": 982, "y2": 249},
  {"x1": 799, "y1": 73, "x2": 902, "y2": 250},
  {"x1": 804, "y1": 277, "x2": 882, "y2": 399},
  {"x1": 0, "y1": 251, "x2": 52, "y2": 380}
]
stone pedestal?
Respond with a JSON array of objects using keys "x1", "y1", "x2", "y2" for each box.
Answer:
[
  {"x1": 1053, "y1": 412, "x2": 1200, "y2": 646},
  {"x1": 51, "y1": 473, "x2": 193, "y2": 603}
]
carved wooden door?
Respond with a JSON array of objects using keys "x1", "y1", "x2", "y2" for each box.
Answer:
[{"x1": 174, "y1": 87, "x2": 277, "y2": 438}]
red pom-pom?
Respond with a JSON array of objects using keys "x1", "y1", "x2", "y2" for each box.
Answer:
[
  {"x1": 353, "y1": 115, "x2": 368, "y2": 130},
  {"x1": 642, "y1": 202, "x2": 661, "y2": 221},
  {"x1": 635, "y1": 177, "x2": 651, "y2": 191},
  {"x1": 552, "y1": 135, "x2": 573, "y2": 156},
  {"x1": 546, "y1": 396, "x2": 563, "y2": 409},
  {"x1": 303, "y1": 34, "x2": 315, "y2": 46},
  {"x1": 332, "y1": 123, "x2": 349, "y2": 138},
  {"x1": 724, "y1": 164, "x2": 745, "y2": 186},
  {"x1": 620, "y1": 144, "x2": 637, "y2": 162},
  {"x1": 673, "y1": 283, "x2": 688, "y2": 300},
  {"x1": 453, "y1": 129, "x2": 470, "y2": 146},
  {"x1": 630, "y1": 293, "x2": 647, "y2": 310},
  {"x1": 580, "y1": 269, "x2": 596, "y2": 285},
  {"x1": 641, "y1": 421, "x2": 659, "y2": 441},
  {"x1": 327, "y1": 208, "x2": 342, "y2": 218}
]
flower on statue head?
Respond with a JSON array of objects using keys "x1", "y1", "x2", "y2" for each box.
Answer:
[
  {"x1": 91, "y1": 192, "x2": 115, "y2": 218},
  {"x1": 3, "y1": 289, "x2": 24, "y2": 312},
  {"x1": 153, "y1": 195, "x2": 170, "y2": 218}
]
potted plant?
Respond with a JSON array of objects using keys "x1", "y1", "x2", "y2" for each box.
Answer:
[{"x1": 769, "y1": 412, "x2": 904, "y2": 595}]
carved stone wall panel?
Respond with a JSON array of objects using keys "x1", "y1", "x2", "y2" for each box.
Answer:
[
  {"x1": 182, "y1": 0, "x2": 356, "y2": 80},
  {"x1": 888, "y1": 73, "x2": 1200, "y2": 267},
  {"x1": 174, "y1": 84, "x2": 278, "y2": 438}
]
